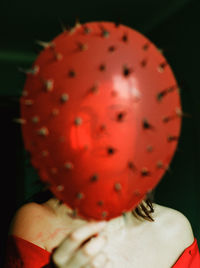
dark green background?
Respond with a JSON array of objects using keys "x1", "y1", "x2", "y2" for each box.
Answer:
[{"x1": 1, "y1": 0, "x2": 200, "y2": 264}]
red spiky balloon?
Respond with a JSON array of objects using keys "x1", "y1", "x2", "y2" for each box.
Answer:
[{"x1": 20, "y1": 21, "x2": 182, "y2": 220}]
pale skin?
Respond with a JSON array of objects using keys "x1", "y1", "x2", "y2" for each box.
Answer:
[{"x1": 9, "y1": 198, "x2": 194, "y2": 268}]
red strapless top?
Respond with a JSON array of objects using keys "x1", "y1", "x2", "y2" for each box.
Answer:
[{"x1": 4, "y1": 235, "x2": 200, "y2": 267}]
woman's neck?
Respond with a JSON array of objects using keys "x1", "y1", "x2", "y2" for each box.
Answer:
[{"x1": 42, "y1": 197, "x2": 148, "y2": 229}]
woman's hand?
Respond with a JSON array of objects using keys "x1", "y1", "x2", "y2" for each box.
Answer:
[{"x1": 51, "y1": 221, "x2": 112, "y2": 268}]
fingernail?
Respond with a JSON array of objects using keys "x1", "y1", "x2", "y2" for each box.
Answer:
[
  {"x1": 95, "y1": 221, "x2": 106, "y2": 228},
  {"x1": 105, "y1": 260, "x2": 112, "y2": 268},
  {"x1": 84, "y1": 236, "x2": 106, "y2": 255},
  {"x1": 92, "y1": 252, "x2": 107, "y2": 266}
]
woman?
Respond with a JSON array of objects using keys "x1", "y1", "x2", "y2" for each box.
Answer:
[
  {"x1": 5, "y1": 21, "x2": 200, "y2": 267},
  {"x1": 7, "y1": 194, "x2": 197, "y2": 267}
]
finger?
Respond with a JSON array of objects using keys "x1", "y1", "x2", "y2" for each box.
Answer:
[
  {"x1": 71, "y1": 221, "x2": 106, "y2": 241},
  {"x1": 66, "y1": 236, "x2": 106, "y2": 268},
  {"x1": 82, "y1": 253, "x2": 110, "y2": 268},
  {"x1": 91, "y1": 252, "x2": 108, "y2": 268},
  {"x1": 83, "y1": 235, "x2": 107, "y2": 256},
  {"x1": 104, "y1": 260, "x2": 113, "y2": 268},
  {"x1": 52, "y1": 222, "x2": 106, "y2": 266}
]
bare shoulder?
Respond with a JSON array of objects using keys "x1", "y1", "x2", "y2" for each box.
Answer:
[
  {"x1": 8, "y1": 199, "x2": 79, "y2": 251},
  {"x1": 152, "y1": 203, "x2": 194, "y2": 250},
  {"x1": 9, "y1": 202, "x2": 54, "y2": 248},
  {"x1": 128, "y1": 203, "x2": 195, "y2": 267}
]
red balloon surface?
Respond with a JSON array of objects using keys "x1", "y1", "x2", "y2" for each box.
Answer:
[{"x1": 20, "y1": 21, "x2": 182, "y2": 220}]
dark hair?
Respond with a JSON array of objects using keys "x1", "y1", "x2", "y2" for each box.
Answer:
[{"x1": 132, "y1": 196, "x2": 154, "y2": 222}]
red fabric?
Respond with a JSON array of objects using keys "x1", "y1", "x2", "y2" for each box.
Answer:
[
  {"x1": 4, "y1": 235, "x2": 51, "y2": 268},
  {"x1": 4, "y1": 235, "x2": 200, "y2": 267},
  {"x1": 172, "y1": 238, "x2": 200, "y2": 268}
]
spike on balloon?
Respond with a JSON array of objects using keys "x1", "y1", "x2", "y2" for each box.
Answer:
[
  {"x1": 83, "y1": 25, "x2": 91, "y2": 34},
  {"x1": 77, "y1": 42, "x2": 88, "y2": 51},
  {"x1": 90, "y1": 174, "x2": 99, "y2": 182},
  {"x1": 122, "y1": 33, "x2": 128, "y2": 42},
  {"x1": 143, "y1": 43, "x2": 150, "y2": 50},
  {"x1": 36, "y1": 40, "x2": 54, "y2": 49},
  {"x1": 123, "y1": 65, "x2": 132, "y2": 77},
  {"x1": 18, "y1": 65, "x2": 39, "y2": 75},
  {"x1": 99, "y1": 64, "x2": 106, "y2": 71},
  {"x1": 13, "y1": 118, "x2": 26, "y2": 124},
  {"x1": 108, "y1": 45, "x2": 116, "y2": 52},
  {"x1": 68, "y1": 70, "x2": 76, "y2": 77},
  {"x1": 99, "y1": 25, "x2": 110, "y2": 38},
  {"x1": 60, "y1": 93, "x2": 69, "y2": 103},
  {"x1": 24, "y1": 99, "x2": 34, "y2": 106},
  {"x1": 32, "y1": 116, "x2": 39, "y2": 123}
]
